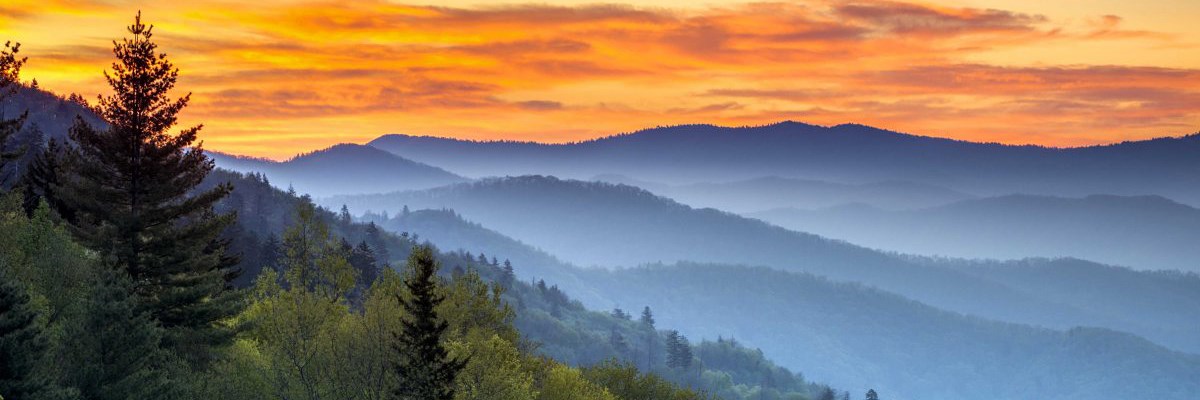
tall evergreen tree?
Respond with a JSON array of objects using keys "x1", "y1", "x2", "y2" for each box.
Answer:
[
  {"x1": 351, "y1": 240, "x2": 381, "y2": 287},
  {"x1": 500, "y1": 259, "x2": 514, "y2": 288},
  {"x1": 261, "y1": 232, "x2": 282, "y2": 269},
  {"x1": 640, "y1": 306, "x2": 655, "y2": 328},
  {"x1": 664, "y1": 330, "x2": 680, "y2": 368},
  {"x1": 20, "y1": 138, "x2": 65, "y2": 216},
  {"x1": 640, "y1": 306, "x2": 656, "y2": 371},
  {"x1": 364, "y1": 222, "x2": 391, "y2": 265},
  {"x1": 865, "y1": 389, "x2": 879, "y2": 400},
  {"x1": 0, "y1": 275, "x2": 69, "y2": 400},
  {"x1": 54, "y1": 13, "x2": 241, "y2": 365},
  {"x1": 665, "y1": 330, "x2": 693, "y2": 369},
  {"x1": 0, "y1": 41, "x2": 27, "y2": 174},
  {"x1": 391, "y1": 245, "x2": 466, "y2": 400}
]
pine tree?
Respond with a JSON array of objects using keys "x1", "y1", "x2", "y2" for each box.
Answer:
[
  {"x1": 640, "y1": 306, "x2": 655, "y2": 327},
  {"x1": 20, "y1": 138, "x2": 66, "y2": 216},
  {"x1": 500, "y1": 259, "x2": 514, "y2": 288},
  {"x1": 364, "y1": 222, "x2": 391, "y2": 264},
  {"x1": 339, "y1": 204, "x2": 352, "y2": 226},
  {"x1": 60, "y1": 270, "x2": 174, "y2": 400},
  {"x1": 640, "y1": 306, "x2": 656, "y2": 371},
  {"x1": 865, "y1": 389, "x2": 879, "y2": 400},
  {"x1": 351, "y1": 240, "x2": 381, "y2": 287},
  {"x1": 0, "y1": 275, "x2": 69, "y2": 400},
  {"x1": 664, "y1": 330, "x2": 681, "y2": 368},
  {"x1": 54, "y1": 13, "x2": 241, "y2": 365},
  {"x1": 816, "y1": 387, "x2": 836, "y2": 400},
  {"x1": 261, "y1": 233, "x2": 282, "y2": 269},
  {"x1": 675, "y1": 333, "x2": 692, "y2": 369},
  {"x1": 0, "y1": 41, "x2": 28, "y2": 172},
  {"x1": 392, "y1": 245, "x2": 466, "y2": 400}
]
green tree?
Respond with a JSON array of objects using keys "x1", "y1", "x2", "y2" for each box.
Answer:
[
  {"x1": 59, "y1": 270, "x2": 175, "y2": 400},
  {"x1": 392, "y1": 245, "x2": 466, "y2": 400},
  {"x1": 20, "y1": 139, "x2": 67, "y2": 217},
  {"x1": 350, "y1": 240, "x2": 381, "y2": 289},
  {"x1": 0, "y1": 41, "x2": 28, "y2": 181},
  {"x1": 865, "y1": 389, "x2": 878, "y2": 400},
  {"x1": 54, "y1": 13, "x2": 241, "y2": 365},
  {"x1": 245, "y1": 202, "x2": 356, "y2": 400},
  {"x1": 580, "y1": 359, "x2": 708, "y2": 400},
  {"x1": 538, "y1": 365, "x2": 615, "y2": 400},
  {"x1": 446, "y1": 332, "x2": 535, "y2": 400},
  {"x1": 0, "y1": 275, "x2": 71, "y2": 400},
  {"x1": 666, "y1": 331, "x2": 693, "y2": 370}
]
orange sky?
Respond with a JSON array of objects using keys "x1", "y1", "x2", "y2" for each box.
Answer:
[{"x1": 2, "y1": 0, "x2": 1198, "y2": 158}]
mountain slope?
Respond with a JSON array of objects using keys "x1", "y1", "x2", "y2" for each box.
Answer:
[
  {"x1": 322, "y1": 176, "x2": 1200, "y2": 353},
  {"x1": 595, "y1": 174, "x2": 974, "y2": 212},
  {"x1": 575, "y1": 263, "x2": 1200, "y2": 400},
  {"x1": 369, "y1": 122, "x2": 1200, "y2": 205},
  {"x1": 209, "y1": 143, "x2": 467, "y2": 197},
  {"x1": 748, "y1": 194, "x2": 1200, "y2": 271},
  {"x1": 323, "y1": 199, "x2": 1200, "y2": 399}
]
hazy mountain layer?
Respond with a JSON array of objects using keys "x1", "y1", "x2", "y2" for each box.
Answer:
[
  {"x1": 323, "y1": 176, "x2": 1200, "y2": 353},
  {"x1": 369, "y1": 122, "x2": 1200, "y2": 205},
  {"x1": 575, "y1": 263, "x2": 1200, "y2": 400},
  {"x1": 344, "y1": 203, "x2": 1200, "y2": 399},
  {"x1": 748, "y1": 194, "x2": 1200, "y2": 272},
  {"x1": 209, "y1": 143, "x2": 467, "y2": 197},
  {"x1": 594, "y1": 174, "x2": 975, "y2": 212}
]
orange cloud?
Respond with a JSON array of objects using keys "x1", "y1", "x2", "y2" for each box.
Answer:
[{"x1": 0, "y1": 0, "x2": 1196, "y2": 158}]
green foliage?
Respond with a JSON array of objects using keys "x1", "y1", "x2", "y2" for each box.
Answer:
[
  {"x1": 446, "y1": 332, "x2": 535, "y2": 400},
  {"x1": 52, "y1": 13, "x2": 241, "y2": 365},
  {"x1": 581, "y1": 359, "x2": 711, "y2": 400},
  {"x1": 58, "y1": 270, "x2": 176, "y2": 400},
  {"x1": 538, "y1": 364, "x2": 616, "y2": 400},
  {"x1": 0, "y1": 274, "x2": 71, "y2": 400}
]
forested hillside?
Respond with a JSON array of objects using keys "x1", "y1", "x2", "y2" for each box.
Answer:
[
  {"x1": 0, "y1": 24, "x2": 826, "y2": 400},
  {"x1": 333, "y1": 199, "x2": 1200, "y2": 399},
  {"x1": 207, "y1": 169, "x2": 834, "y2": 400},
  {"x1": 572, "y1": 263, "x2": 1200, "y2": 399}
]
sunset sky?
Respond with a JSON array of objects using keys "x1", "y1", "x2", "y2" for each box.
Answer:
[{"x1": 2, "y1": 0, "x2": 1198, "y2": 158}]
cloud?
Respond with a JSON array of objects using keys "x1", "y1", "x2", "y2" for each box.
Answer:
[
  {"x1": 515, "y1": 100, "x2": 564, "y2": 111},
  {"x1": 835, "y1": 1, "x2": 1047, "y2": 35},
  {"x1": 1084, "y1": 14, "x2": 1172, "y2": 40}
]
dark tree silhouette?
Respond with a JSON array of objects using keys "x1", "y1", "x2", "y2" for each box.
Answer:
[
  {"x1": 20, "y1": 138, "x2": 66, "y2": 216},
  {"x1": 865, "y1": 389, "x2": 879, "y2": 400},
  {"x1": 500, "y1": 259, "x2": 515, "y2": 288},
  {"x1": 351, "y1": 240, "x2": 380, "y2": 287},
  {"x1": 54, "y1": 13, "x2": 241, "y2": 365},
  {"x1": 391, "y1": 245, "x2": 466, "y2": 400},
  {"x1": 640, "y1": 306, "x2": 655, "y2": 327},
  {"x1": 0, "y1": 41, "x2": 28, "y2": 174},
  {"x1": 0, "y1": 276, "x2": 69, "y2": 400}
]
